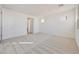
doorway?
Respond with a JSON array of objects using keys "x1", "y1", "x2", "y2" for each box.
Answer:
[{"x1": 27, "y1": 17, "x2": 33, "y2": 35}]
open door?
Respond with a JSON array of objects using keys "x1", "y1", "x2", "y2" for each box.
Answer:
[{"x1": 27, "y1": 17, "x2": 33, "y2": 35}]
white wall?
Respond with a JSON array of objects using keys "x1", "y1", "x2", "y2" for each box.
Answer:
[
  {"x1": 33, "y1": 17, "x2": 39, "y2": 33},
  {"x1": 2, "y1": 8, "x2": 40, "y2": 40},
  {"x1": 75, "y1": 6, "x2": 79, "y2": 48},
  {"x1": 76, "y1": 30, "x2": 79, "y2": 47},
  {"x1": 1, "y1": 7, "x2": 75, "y2": 40},
  {"x1": 2, "y1": 9, "x2": 26, "y2": 40},
  {"x1": 39, "y1": 9, "x2": 75, "y2": 39},
  {"x1": 0, "y1": 9, "x2": 1, "y2": 40}
]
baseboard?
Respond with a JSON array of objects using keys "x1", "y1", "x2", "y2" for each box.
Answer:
[
  {"x1": 2, "y1": 34, "x2": 26, "y2": 40},
  {"x1": 38, "y1": 32, "x2": 74, "y2": 39}
]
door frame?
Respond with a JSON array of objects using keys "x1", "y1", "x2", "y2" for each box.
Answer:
[{"x1": 27, "y1": 17, "x2": 34, "y2": 35}]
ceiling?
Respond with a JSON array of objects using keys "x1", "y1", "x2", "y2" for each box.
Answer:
[{"x1": 1, "y1": 4, "x2": 76, "y2": 17}]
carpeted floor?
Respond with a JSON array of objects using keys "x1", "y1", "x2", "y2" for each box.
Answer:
[{"x1": 0, "y1": 33, "x2": 79, "y2": 54}]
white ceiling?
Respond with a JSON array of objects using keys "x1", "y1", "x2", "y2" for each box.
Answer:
[{"x1": 2, "y1": 4, "x2": 76, "y2": 17}]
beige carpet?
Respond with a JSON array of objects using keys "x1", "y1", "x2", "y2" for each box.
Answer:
[{"x1": 0, "y1": 33, "x2": 79, "y2": 54}]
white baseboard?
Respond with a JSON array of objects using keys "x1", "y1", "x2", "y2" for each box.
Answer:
[{"x1": 2, "y1": 34, "x2": 26, "y2": 40}]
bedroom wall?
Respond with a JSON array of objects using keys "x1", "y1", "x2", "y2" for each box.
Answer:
[
  {"x1": 33, "y1": 17, "x2": 40, "y2": 34},
  {"x1": 1, "y1": 7, "x2": 75, "y2": 40},
  {"x1": 2, "y1": 8, "x2": 27, "y2": 40},
  {"x1": 2, "y1": 8, "x2": 40, "y2": 40},
  {"x1": 0, "y1": 9, "x2": 1, "y2": 40},
  {"x1": 75, "y1": 6, "x2": 79, "y2": 48},
  {"x1": 39, "y1": 9, "x2": 75, "y2": 39}
]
